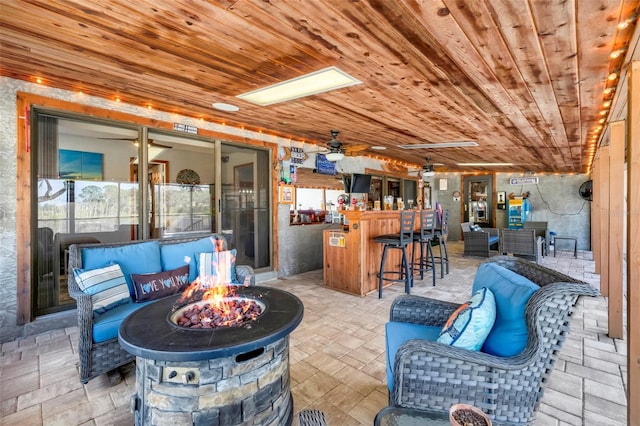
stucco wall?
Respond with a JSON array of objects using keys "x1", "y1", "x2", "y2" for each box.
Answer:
[{"x1": 277, "y1": 204, "x2": 339, "y2": 276}]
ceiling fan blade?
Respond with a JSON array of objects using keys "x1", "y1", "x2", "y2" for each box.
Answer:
[
  {"x1": 149, "y1": 141, "x2": 172, "y2": 149},
  {"x1": 98, "y1": 136, "x2": 138, "y2": 141},
  {"x1": 343, "y1": 144, "x2": 368, "y2": 154}
]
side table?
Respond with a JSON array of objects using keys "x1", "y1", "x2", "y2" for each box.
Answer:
[
  {"x1": 554, "y1": 236, "x2": 577, "y2": 258},
  {"x1": 374, "y1": 406, "x2": 449, "y2": 426}
]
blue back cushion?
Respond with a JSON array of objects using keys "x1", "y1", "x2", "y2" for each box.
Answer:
[
  {"x1": 385, "y1": 322, "x2": 442, "y2": 391},
  {"x1": 82, "y1": 241, "x2": 162, "y2": 296},
  {"x1": 472, "y1": 263, "x2": 540, "y2": 356},
  {"x1": 160, "y1": 237, "x2": 216, "y2": 282}
]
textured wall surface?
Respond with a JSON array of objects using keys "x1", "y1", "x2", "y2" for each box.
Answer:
[
  {"x1": 277, "y1": 204, "x2": 338, "y2": 276},
  {"x1": 0, "y1": 79, "x2": 20, "y2": 341}
]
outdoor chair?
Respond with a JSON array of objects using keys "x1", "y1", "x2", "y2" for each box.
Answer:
[
  {"x1": 524, "y1": 221, "x2": 550, "y2": 256},
  {"x1": 461, "y1": 222, "x2": 499, "y2": 257},
  {"x1": 500, "y1": 228, "x2": 543, "y2": 263},
  {"x1": 385, "y1": 256, "x2": 598, "y2": 425}
]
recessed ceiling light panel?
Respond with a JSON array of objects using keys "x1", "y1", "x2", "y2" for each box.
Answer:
[
  {"x1": 398, "y1": 141, "x2": 478, "y2": 149},
  {"x1": 237, "y1": 66, "x2": 361, "y2": 106},
  {"x1": 457, "y1": 162, "x2": 514, "y2": 166},
  {"x1": 371, "y1": 146, "x2": 387, "y2": 150}
]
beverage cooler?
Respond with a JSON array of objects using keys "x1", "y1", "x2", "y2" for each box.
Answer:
[{"x1": 507, "y1": 197, "x2": 530, "y2": 229}]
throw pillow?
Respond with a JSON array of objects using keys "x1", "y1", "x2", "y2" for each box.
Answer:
[
  {"x1": 471, "y1": 224, "x2": 483, "y2": 231},
  {"x1": 131, "y1": 264, "x2": 190, "y2": 302},
  {"x1": 437, "y1": 287, "x2": 496, "y2": 351},
  {"x1": 198, "y1": 249, "x2": 237, "y2": 286},
  {"x1": 73, "y1": 264, "x2": 131, "y2": 313},
  {"x1": 472, "y1": 263, "x2": 540, "y2": 356}
]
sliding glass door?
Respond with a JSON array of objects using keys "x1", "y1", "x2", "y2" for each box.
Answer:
[
  {"x1": 32, "y1": 112, "x2": 273, "y2": 317},
  {"x1": 219, "y1": 143, "x2": 271, "y2": 270}
]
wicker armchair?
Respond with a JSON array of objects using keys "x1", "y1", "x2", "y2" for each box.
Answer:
[
  {"x1": 388, "y1": 256, "x2": 598, "y2": 425},
  {"x1": 524, "y1": 221, "x2": 550, "y2": 256},
  {"x1": 461, "y1": 222, "x2": 499, "y2": 257},
  {"x1": 67, "y1": 233, "x2": 255, "y2": 384},
  {"x1": 499, "y1": 228, "x2": 543, "y2": 263}
]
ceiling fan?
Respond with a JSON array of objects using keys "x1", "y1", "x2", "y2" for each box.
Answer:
[
  {"x1": 313, "y1": 130, "x2": 368, "y2": 161},
  {"x1": 98, "y1": 136, "x2": 172, "y2": 149}
]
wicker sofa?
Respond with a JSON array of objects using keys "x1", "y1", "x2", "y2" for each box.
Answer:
[
  {"x1": 386, "y1": 256, "x2": 598, "y2": 425},
  {"x1": 460, "y1": 222, "x2": 500, "y2": 257},
  {"x1": 67, "y1": 233, "x2": 254, "y2": 384}
]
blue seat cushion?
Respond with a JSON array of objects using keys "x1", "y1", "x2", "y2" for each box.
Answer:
[
  {"x1": 385, "y1": 322, "x2": 442, "y2": 391},
  {"x1": 82, "y1": 241, "x2": 162, "y2": 297},
  {"x1": 488, "y1": 235, "x2": 500, "y2": 245},
  {"x1": 92, "y1": 299, "x2": 153, "y2": 343},
  {"x1": 472, "y1": 263, "x2": 540, "y2": 356},
  {"x1": 160, "y1": 237, "x2": 217, "y2": 282}
]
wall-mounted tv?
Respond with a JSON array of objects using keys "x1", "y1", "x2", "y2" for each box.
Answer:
[{"x1": 350, "y1": 173, "x2": 372, "y2": 194}]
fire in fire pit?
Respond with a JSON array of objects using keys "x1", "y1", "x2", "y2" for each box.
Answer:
[
  {"x1": 171, "y1": 278, "x2": 264, "y2": 329},
  {"x1": 172, "y1": 298, "x2": 263, "y2": 329}
]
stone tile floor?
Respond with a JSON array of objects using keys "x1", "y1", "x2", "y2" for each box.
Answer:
[{"x1": 0, "y1": 242, "x2": 627, "y2": 425}]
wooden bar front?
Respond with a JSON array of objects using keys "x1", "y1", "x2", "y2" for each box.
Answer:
[{"x1": 323, "y1": 210, "x2": 418, "y2": 296}]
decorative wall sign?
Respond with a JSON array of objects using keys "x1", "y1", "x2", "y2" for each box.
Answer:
[
  {"x1": 328, "y1": 232, "x2": 346, "y2": 247},
  {"x1": 497, "y1": 191, "x2": 507, "y2": 210},
  {"x1": 279, "y1": 184, "x2": 294, "y2": 204},
  {"x1": 173, "y1": 123, "x2": 198, "y2": 134},
  {"x1": 509, "y1": 177, "x2": 539, "y2": 185},
  {"x1": 315, "y1": 154, "x2": 337, "y2": 175},
  {"x1": 290, "y1": 147, "x2": 307, "y2": 164}
]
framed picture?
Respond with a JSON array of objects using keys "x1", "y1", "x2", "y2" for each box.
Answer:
[
  {"x1": 59, "y1": 149, "x2": 103, "y2": 180},
  {"x1": 279, "y1": 184, "x2": 294, "y2": 204}
]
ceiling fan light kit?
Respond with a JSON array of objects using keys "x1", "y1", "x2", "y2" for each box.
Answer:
[{"x1": 325, "y1": 152, "x2": 345, "y2": 162}]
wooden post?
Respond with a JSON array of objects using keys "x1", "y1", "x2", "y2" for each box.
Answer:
[
  {"x1": 627, "y1": 60, "x2": 640, "y2": 426},
  {"x1": 599, "y1": 145, "x2": 610, "y2": 297},
  {"x1": 592, "y1": 157, "x2": 600, "y2": 274},
  {"x1": 608, "y1": 121, "x2": 624, "y2": 339}
]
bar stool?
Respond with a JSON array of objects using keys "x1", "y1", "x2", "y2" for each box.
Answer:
[
  {"x1": 374, "y1": 210, "x2": 415, "y2": 298},
  {"x1": 433, "y1": 209, "x2": 450, "y2": 278},
  {"x1": 412, "y1": 209, "x2": 436, "y2": 287}
]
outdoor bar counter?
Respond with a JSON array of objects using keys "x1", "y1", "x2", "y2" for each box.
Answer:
[{"x1": 323, "y1": 210, "x2": 424, "y2": 296}]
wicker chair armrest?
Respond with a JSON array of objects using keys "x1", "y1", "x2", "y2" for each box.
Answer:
[
  {"x1": 483, "y1": 256, "x2": 588, "y2": 287},
  {"x1": 390, "y1": 295, "x2": 459, "y2": 325},
  {"x1": 235, "y1": 265, "x2": 255, "y2": 286},
  {"x1": 391, "y1": 339, "x2": 532, "y2": 410}
]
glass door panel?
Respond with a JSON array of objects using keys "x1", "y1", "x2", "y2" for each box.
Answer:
[
  {"x1": 463, "y1": 175, "x2": 493, "y2": 227},
  {"x1": 35, "y1": 115, "x2": 140, "y2": 315},
  {"x1": 220, "y1": 144, "x2": 271, "y2": 270}
]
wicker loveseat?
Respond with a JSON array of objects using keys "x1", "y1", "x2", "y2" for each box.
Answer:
[
  {"x1": 386, "y1": 256, "x2": 598, "y2": 425},
  {"x1": 500, "y1": 228, "x2": 544, "y2": 263},
  {"x1": 67, "y1": 233, "x2": 254, "y2": 384}
]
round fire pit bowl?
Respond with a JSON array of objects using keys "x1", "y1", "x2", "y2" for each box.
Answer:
[{"x1": 119, "y1": 285, "x2": 303, "y2": 362}]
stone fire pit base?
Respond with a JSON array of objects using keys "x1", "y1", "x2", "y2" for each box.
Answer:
[{"x1": 132, "y1": 336, "x2": 292, "y2": 426}]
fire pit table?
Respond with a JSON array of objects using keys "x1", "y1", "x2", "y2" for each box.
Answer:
[{"x1": 119, "y1": 285, "x2": 303, "y2": 426}]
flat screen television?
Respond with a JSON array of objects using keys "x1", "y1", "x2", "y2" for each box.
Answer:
[{"x1": 350, "y1": 173, "x2": 372, "y2": 193}]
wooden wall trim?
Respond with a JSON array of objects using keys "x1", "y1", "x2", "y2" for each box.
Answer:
[
  {"x1": 592, "y1": 157, "x2": 601, "y2": 274},
  {"x1": 16, "y1": 94, "x2": 31, "y2": 324},
  {"x1": 608, "y1": 121, "x2": 624, "y2": 339},
  {"x1": 599, "y1": 146, "x2": 610, "y2": 298},
  {"x1": 627, "y1": 60, "x2": 640, "y2": 425}
]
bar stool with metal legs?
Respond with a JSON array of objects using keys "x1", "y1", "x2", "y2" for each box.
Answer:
[
  {"x1": 374, "y1": 210, "x2": 415, "y2": 298},
  {"x1": 433, "y1": 209, "x2": 450, "y2": 278},
  {"x1": 411, "y1": 209, "x2": 437, "y2": 287}
]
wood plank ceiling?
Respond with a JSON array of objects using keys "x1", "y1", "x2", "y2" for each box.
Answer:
[{"x1": 1, "y1": 0, "x2": 638, "y2": 173}]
